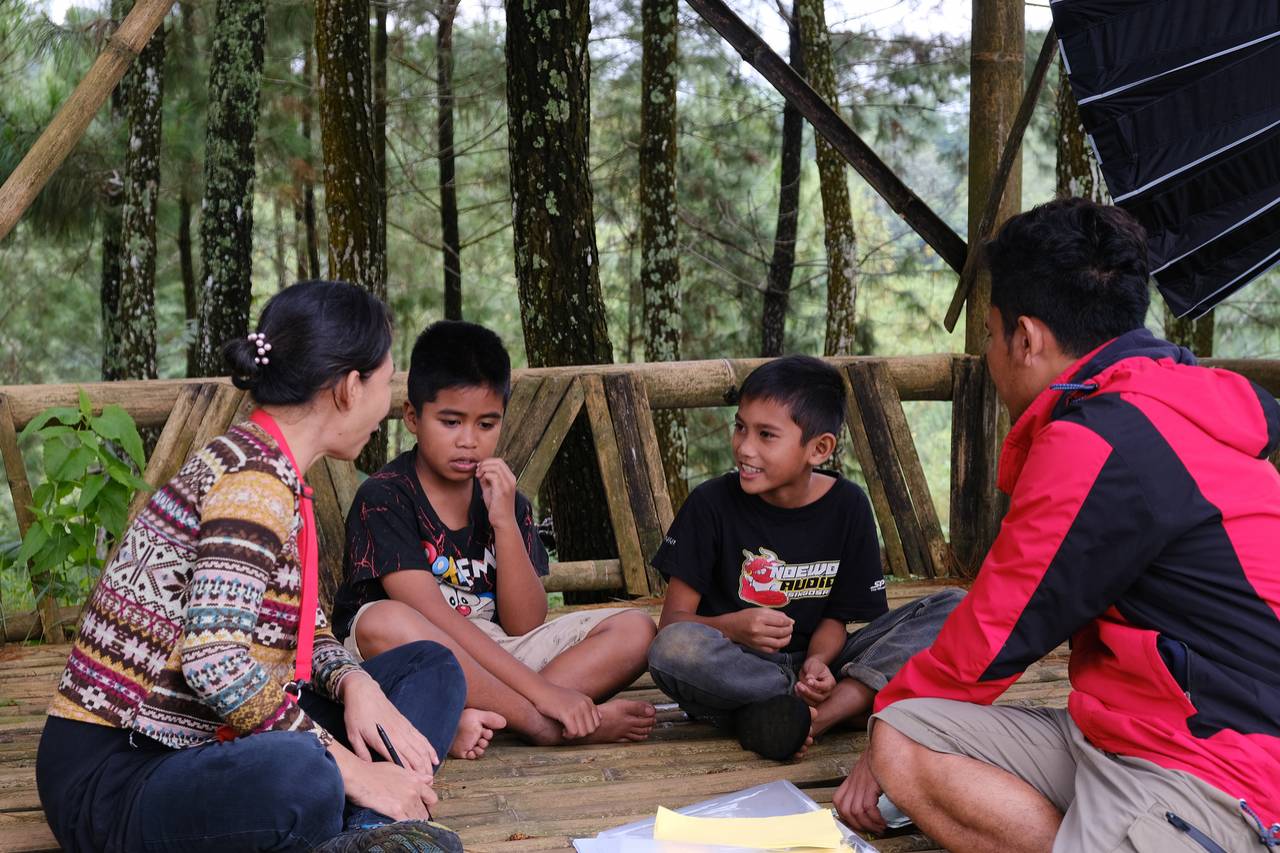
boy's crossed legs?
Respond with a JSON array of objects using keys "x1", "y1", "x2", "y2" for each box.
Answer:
[
  {"x1": 648, "y1": 589, "x2": 964, "y2": 757},
  {"x1": 351, "y1": 601, "x2": 657, "y2": 750}
]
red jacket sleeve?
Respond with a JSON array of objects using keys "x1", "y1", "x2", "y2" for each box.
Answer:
[{"x1": 875, "y1": 418, "x2": 1160, "y2": 712}]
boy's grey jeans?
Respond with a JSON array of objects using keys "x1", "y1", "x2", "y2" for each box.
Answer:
[{"x1": 647, "y1": 588, "x2": 964, "y2": 724}]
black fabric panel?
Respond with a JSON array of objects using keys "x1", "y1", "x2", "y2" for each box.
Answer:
[
  {"x1": 1154, "y1": 201, "x2": 1280, "y2": 317},
  {"x1": 1055, "y1": 1, "x2": 1280, "y2": 100},
  {"x1": 979, "y1": 445, "x2": 1159, "y2": 682},
  {"x1": 1121, "y1": 131, "x2": 1280, "y2": 269},
  {"x1": 1249, "y1": 382, "x2": 1280, "y2": 459},
  {"x1": 1085, "y1": 40, "x2": 1280, "y2": 195},
  {"x1": 1065, "y1": 396, "x2": 1280, "y2": 739}
]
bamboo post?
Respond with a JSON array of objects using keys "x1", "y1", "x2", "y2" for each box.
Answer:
[{"x1": 0, "y1": 0, "x2": 178, "y2": 240}]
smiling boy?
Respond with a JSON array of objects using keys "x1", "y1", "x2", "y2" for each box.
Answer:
[
  {"x1": 331, "y1": 321, "x2": 657, "y2": 751},
  {"x1": 646, "y1": 355, "x2": 963, "y2": 760}
]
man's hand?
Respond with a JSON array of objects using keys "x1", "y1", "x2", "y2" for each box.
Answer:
[
  {"x1": 340, "y1": 672, "x2": 438, "y2": 775},
  {"x1": 476, "y1": 458, "x2": 518, "y2": 530},
  {"x1": 531, "y1": 682, "x2": 600, "y2": 739},
  {"x1": 724, "y1": 608, "x2": 793, "y2": 653},
  {"x1": 795, "y1": 656, "x2": 836, "y2": 706},
  {"x1": 834, "y1": 753, "x2": 886, "y2": 834}
]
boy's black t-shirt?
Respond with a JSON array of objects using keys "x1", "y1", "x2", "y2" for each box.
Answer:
[
  {"x1": 331, "y1": 448, "x2": 549, "y2": 640},
  {"x1": 651, "y1": 471, "x2": 886, "y2": 653}
]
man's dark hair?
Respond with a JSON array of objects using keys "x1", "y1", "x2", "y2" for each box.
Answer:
[
  {"x1": 407, "y1": 320, "x2": 511, "y2": 413},
  {"x1": 736, "y1": 355, "x2": 846, "y2": 443},
  {"x1": 984, "y1": 198, "x2": 1151, "y2": 357}
]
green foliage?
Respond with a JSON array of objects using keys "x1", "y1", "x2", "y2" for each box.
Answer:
[{"x1": 13, "y1": 391, "x2": 149, "y2": 603}]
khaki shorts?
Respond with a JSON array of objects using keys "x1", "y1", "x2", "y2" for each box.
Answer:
[
  {"x1": 874, "y1": 698, "x2": 1263, "y2": 853},
  {"x1": 344, "y1": 602, "x2": 630, "y2": 672}
]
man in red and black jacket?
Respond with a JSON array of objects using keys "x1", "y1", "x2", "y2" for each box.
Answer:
[{"x1": 836, "y1": 200, "x2": 1280, "y2": 853}]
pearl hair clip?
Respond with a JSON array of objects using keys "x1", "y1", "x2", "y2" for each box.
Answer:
[{"x1": 247, "y1": 332, "x2": 273, "y2": 366}]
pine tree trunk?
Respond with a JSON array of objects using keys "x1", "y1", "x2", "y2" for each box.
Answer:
[
  {"x1": 373, "y1": 0, "x2": 387, "y2": 252},
  {"x1": 273, "y1": 194, "x2": 287, "y2": 291},
  {"x1": 761, "y1": 13, "x2": 804, "y2": 358},
  {"x1": 317, "y1": 0, "x2": 388, "y2": 471},
  {"x1": 301, "y1": 32, "x2": 321, "y2": 279},
  {"x1": 110, "y1": 21, "x2": 165, "y2": 381},
  {"x1": 178, "y1": 186, "x2": 198, "y2": 376},
  {"x1": 1054, "y1": 56, "x2": 1106, "y2": 203},
  {"x1": 196, "y1": 0, "x2": 266, "y2": 376},
  {"x1": 506, "y1": 0, "x2": 617, "y2": 561},
  {"x1": 640, "y1": 0, "x2": 687, "y2": 508},
  {"x1": 438, "y1": 0, "x2": 462, "y2": 320},
  {"x1": 795, "y1": 0, "x2": 858, "y2": 357},
  {"x1": 100, "y1": 174, "x2": 124, "y2": 380}
]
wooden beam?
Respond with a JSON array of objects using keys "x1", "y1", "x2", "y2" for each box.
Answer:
[
  {"x1": 582, "y1": 376, "x2": 649, "y2": 597},
  {"x1": 943, "y1": 24, "x2": 1056, "y2": 332},
  {"x1": 0, "y1": 0, "x2": 177, "y2": 240},
  {"x1": 0, "y1": 355, "x2": 958, "y2": 429},
  {"x1": 682, "y1": 0, "x2": 968, "y2": 273}
]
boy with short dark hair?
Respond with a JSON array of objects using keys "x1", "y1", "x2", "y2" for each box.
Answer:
[
  {"x1": 332, "y1": 321, "x2": 657, "y2": 752},
  {"x1": 647, "y1": 355, "x2": 963, "y2": 760}
]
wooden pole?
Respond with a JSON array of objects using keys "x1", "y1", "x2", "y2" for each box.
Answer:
[
  {"x1": 949, "y1": 0, "x2": 1024, "y2": 576},
  {"x1": 683, "y1": 0, "x2": 968, "y2": 273},
  {"x1": 943, "y1": 25, "x2": 1056, "y2": 332},
  {"x1": 0, "y1": 0, "x2": 177, "y2": 241}
]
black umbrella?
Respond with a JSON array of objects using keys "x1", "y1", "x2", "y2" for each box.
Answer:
[{"x1": 1052, "y1": 1, "x2": 1280, "y2": 318}]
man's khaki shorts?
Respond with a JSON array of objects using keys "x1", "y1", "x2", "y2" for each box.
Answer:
[
  {"x1": 344, "y1": 603, "x2": 631, "y2": 672},
  {"x1": 873, "y1": 698, "x2": 1264, "y2": 852}
]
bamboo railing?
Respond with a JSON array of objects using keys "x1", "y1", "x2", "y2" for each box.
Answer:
[{"x1": 4, "y1": 354, "x2": 1280, "y2": 642}]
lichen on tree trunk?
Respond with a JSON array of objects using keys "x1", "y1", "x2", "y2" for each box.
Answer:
[
  {"x1": 195, "y1": 0, "x2": 266, "y2": 377},
  {"x1": 317, "y1": 0, "x2": 388, "y2": 471},
  {"x1": 506, "y1": 0, "x2": 618, "y2": 561},
  {"x1": 795, "y1": 0, "x2": 858, "y2": 357},
  {"x1": 640, "y1": 0, "x2": 687, "y2": 508},
  {"x1": 110, "y1": 19, "x2": 165, "y2": 382},
  {"x1": 1054, "y1": 57, "x2": 1106, "y2": 203}
]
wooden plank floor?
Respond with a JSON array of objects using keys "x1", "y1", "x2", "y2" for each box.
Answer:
[{"x1": 0, "y1": 582, "x2": 1070, "y2": 852}]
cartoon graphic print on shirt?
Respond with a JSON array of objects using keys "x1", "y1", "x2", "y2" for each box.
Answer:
[
  {"x1": 738, "y1": 547, "x2": 841, "y2": 608},
  {"x1": 425, "y1": 537, "x2": 497, "y2": 619}
]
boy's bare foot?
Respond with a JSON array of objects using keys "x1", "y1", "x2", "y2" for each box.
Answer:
[
  {"x1": 810, "y1": 679, "x2": 874, "y2": 739},
  {"x1": 449, "y1": 708, "x2": 507, "y2": 760},
  {"x1": 571, "y1": 698, "x2": 657, "y2": 743}
]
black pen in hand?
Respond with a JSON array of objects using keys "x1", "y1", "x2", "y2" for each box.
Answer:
[{"x1": 375, "y1": 723, "x2": 404, "y2": 767}]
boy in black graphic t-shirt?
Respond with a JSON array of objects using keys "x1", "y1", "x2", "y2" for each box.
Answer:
[
  {"x1": 332, "y1": 322, "x2": 658, "y2": 756},
  {"x1": 648, "y1": 356, "x2": 964, "y2": 760}
]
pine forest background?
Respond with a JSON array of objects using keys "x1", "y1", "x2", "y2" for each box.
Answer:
[{"x1": 2, "y1": 0, "x2": 1279, "y2": 615}]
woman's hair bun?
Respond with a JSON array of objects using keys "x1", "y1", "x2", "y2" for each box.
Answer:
[{"x1": 224, "y1": 335, "x2": 264, "y2": 391}]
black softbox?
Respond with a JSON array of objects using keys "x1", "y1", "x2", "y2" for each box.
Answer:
[{"x1": 1052, "y1": 1, "x2": 1280, "y2": 318}]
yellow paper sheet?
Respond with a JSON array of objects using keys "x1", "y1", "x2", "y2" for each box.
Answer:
[{"x1": 652, "y1": 806, "x2": 843, "y2": 850}]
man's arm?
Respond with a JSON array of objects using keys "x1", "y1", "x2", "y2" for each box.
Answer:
[{"x1": 876, "y1": 419, "x2": 1161, "y2": 712}]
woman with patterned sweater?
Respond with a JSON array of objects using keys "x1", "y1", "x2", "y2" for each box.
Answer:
[{"x1": 37, "y1": 281, "x2": 467, "y2": 853}]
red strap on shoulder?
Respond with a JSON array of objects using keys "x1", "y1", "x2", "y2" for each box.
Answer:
[{"x1": 248, "y1": 409, "x2": 317, "y2": 685}]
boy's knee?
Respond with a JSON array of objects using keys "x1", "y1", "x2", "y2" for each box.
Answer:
[
  {"x1": 647, "y1": 622, "x2": 719, "y2": 676},
  {"x1": 610, "y1": 610, "x2": 658, "y2": 645}
]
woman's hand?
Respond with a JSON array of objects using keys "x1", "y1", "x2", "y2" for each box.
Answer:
[
  {"x1": 332, "y1": 742, "x2": 436, "y2": 821},
  {"x1": 339, "y1": 672, "x2": 438, "y2": 774}
]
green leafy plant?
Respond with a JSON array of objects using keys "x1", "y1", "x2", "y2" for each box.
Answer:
[{"x1": 14, "y1": 391, "x2": 150, "y2": 602}]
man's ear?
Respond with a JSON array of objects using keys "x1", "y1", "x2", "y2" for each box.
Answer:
[
  {"x1": 1015, "y1": 315, "x2": 1044, "y2": 365},
  {"x1": 808, "y1": 432, "x2": 837, "y2": 466}
]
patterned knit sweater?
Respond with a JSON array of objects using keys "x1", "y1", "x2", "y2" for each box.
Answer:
[{"x1": 49, "y1": 421, "x2": 362, "y2": 748}]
